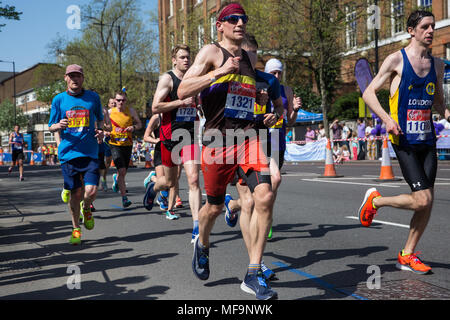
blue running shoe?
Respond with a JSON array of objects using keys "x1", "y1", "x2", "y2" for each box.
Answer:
[
  {"x1": 165, "y1": 210, "x2": 179, "y2": 220},
  {"x1": 224, "y1": 194, "x2": 238, "y2": 227},
  {"x1": 143, "y1": 182, "x2": 156, "y2": 211},
  {"x1": 112, "y1": 173, "x2": 118, "y2": 193},
  {"x1": 191, "y1": 225, "x2": 199, "y2": 244},
  {"x1": 240, "y1": 271, "x2": 278, "y2": 300},
  {"x1": 156, "y1": 193, "x2": 168, "y2": 210},
  {"x1": 122, "y1": 198, "x2": 132, "y2": 208},
  {"x1": 192, "y1": 236, "x2": 210, "y2": 280},
  {"x1": 144, "y1": 171, "x2": 155, "y2": 189},
  {"x1": 261, "y1": 261, "x2": 276, "y2": 280}
]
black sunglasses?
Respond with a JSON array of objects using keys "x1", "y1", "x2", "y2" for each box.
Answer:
[{"x1": 221, "y1": 14, "x2": 249, "y2": 25}]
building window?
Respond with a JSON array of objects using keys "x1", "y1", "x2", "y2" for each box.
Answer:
[
  {"x1": 180, "y1": 0, "x2": 184, "y2": 10},
  {"x1": 210, "y1": 15, "x2": 217, "y2": 42},
  {"x1": 170, "y1": 32, "x2": 175, "y2": 49},
  {"x1": 446, "y1": 43, "x2": 450, "y2": 60},
  {"x1": 181, "y1": 25, "x2": 185, "y2": 44},
  {"x1": 44, "y1": 131, "x2": 56, "y2": 143},
  {"x1": 169, "y1": 0, "x2": 174, "y2": 17},
  {"x1": 392, "y1": 0, "x2": 405, "y2": 35},
  {"x1": 198, "y1": 24, "x2": 204, "y2": 49},
  {"x1": 345, "y1": 5, "x2": 357, "y2": 49},
  {"x1": 418, "y1": 0, "x2": 432, "y2": 10}
]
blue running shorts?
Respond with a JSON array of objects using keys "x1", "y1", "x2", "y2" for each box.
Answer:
[{"x1": 61, "y1": 157, "x2": 100, "y2": 191}]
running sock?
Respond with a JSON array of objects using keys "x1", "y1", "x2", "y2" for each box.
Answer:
[
  {"x1": 161, "y1": 190, "x2": 169, "y2": 198},
  {"x1": 193, "y1": 220, "x2": 199, "y2": 230},
  {"x1": 372, "y1": 196, "x2": 381, "y2": 209},
  {"x1": 247, "y1": 264, "x2": 261, "y2": 275},
  {"x1": 401, "y1": 249, "x2": 412, "y2": 256}
]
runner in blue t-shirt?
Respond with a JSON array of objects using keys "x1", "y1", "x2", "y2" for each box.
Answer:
[{"x1": 48, "y1": 64, "x2": 104, "y2": 245}]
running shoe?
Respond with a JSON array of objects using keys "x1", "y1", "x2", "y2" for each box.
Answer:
[
  {"x1": 61, "y1": 189, "x2": 71, "y2": 203},
  {"x1": 156, "y1": 193, "x2": 168, "y2": 210},
  {"x1": 143, "y1": 182, "x2": 156, "y2": 211},
  {"x1": 70, "y1": 228, "x2": 82, "y2": 245},
  {"x1": 240, "y1": 271, "x2": 278, "y2": 300},
  {"x1": 396, "y1": 251, "x2": 431, "y2": 275},
  {"x1": 267, "y1": 226, "x2": 273, "y2": 240},
  {"x1": 144, "y1": 171, "x2": 155, "y2": 189},
  {"x1": 101, "y1": 179, "x2": 108, "y2": 191},
  {"x1": 165, "y1": 210, "x2": 179, "y2": 220},
  {"x1": 261, "y1": 261, "x2": 276, "y2": 280},
  {"x1": 358, "y1": 187, "x2": 381, "y2": 227},
  {"x1": 192, "y1": 236, "x2": 210, "y2": 280},
  {"x1": 8, "y1": 167, "x2": 12, "y2": 175},
  {"x1": 191, "y1": 225, "x2": 199, "y2": 244},
  {"x1": 224, "y1": 194, "x2": 238, "y2": 227},
  {"x1": 19, "y1": 176, "x2": 24, "y2": 181},
  {"x1": 175, "y1": 196, "x2": 183, "y2": 208},
  {"x1": 122, "y1": 198, "x2": 132, "y2": 208},
  {"x1": 90, "y1": 203, "x2": 96, "y2": 212},
  {"x1": 80, "y1": 201, "x2": 95, "y2": 230},
  {"x1": 112, "y1": 173, "x2": 118, "y2": 192}
]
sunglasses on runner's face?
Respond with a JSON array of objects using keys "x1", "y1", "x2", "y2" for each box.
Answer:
[{"x1": 221, "y1": 14, "x2": 249, "y2": 24}]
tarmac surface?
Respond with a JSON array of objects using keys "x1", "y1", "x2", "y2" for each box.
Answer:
[{"x1": 1, "y1": 160, "x2": 450, "y2": 303}]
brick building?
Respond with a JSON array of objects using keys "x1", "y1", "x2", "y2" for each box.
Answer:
[
  {"x1": 158, "y1": 0, "x2": 450, "y2": 103},
  {"x1": 0, "y1": 63, "x2": 63, "y2": 150}
]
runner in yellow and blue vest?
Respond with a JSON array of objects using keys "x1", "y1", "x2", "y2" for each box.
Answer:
[
  {"x1": 108, "y1": 90, "x2": 142, "y2": 208},
  {"x1": 359, "y1": 10, "x2": 450, "y2": 275}
]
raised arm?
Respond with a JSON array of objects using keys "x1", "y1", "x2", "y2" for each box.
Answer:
[
  {"x1": 178, "y1": 44, "x2": 240, "y2": 100},
  {"x1": 143, "y1": 114, "x2": 160, "y2": 144},
  {"x1": 362, "y1": 52, "x2": 402, "y2": 135}
]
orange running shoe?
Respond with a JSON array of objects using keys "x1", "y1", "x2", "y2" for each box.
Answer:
[
  {"x1": 396, "y1": 251, "x2": 431, "y2": 275},
  {"x1": 175, "y1": 197, "x2": 183, "y2": 208},
  {"x1": 358, "y1": 188, "x2": 381, "y2": 227}
]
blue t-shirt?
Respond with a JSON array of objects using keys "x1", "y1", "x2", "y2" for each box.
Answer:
[{"x1": 49, "y1": 90, "x2": 103, "y2": 163}]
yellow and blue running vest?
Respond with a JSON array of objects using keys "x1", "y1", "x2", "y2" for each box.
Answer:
[
  {"x1": 389, "y1": 48, "x2": 436, "y2": 147},
  {"x1": 109, "y1": 106, "x2": 133, "y2": 147}
]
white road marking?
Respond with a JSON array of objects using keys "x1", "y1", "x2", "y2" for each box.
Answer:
[
  {"x1": 301, "y1": 178, "x2": 401, "y2": 188},
  {"x1": 345, "y1": 216, "x2": 409, "y2": 228}
]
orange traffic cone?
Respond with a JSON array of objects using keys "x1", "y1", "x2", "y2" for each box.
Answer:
[
  {"x1": 0, "y1": 148, "x2": 4, "y2": 165},
  {"x1": 144, "y1": 151, "x2": 152, "y2": 168},
  {"x1": 374, "y1": 136, "x2": 401, "y2": 182},
  {"x1": 318, "y1": 139, "x2": 343, "y2": 178},
  {"x1": 111, "y1": 159, "x2": 115, "y2": 167},
  {"x1": 30, "y1": 151, "x2": 35, "y2": 165}
]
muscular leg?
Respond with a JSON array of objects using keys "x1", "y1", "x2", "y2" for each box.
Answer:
[
  {"x1": 184, "y1": 161, "x2": 201, "y2": 221},
  {"x1": 374, "y1": 189, "x2": 433, "y2": 254}
]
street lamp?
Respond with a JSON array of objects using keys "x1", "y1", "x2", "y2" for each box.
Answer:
[
  {"x1": 93, "y1": 22, "x2": 122, "y2": 89},
  {"x1": 0, "y1": 59, "x2": 16, "y2": 124}
]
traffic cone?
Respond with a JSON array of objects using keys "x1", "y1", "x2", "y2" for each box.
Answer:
[
  {"x1": 0, "y1": 148, "x2": 4, "y2": 166},
  {"x1": 318, "y1": 139, "x2": 343, "y2": 178},
  {"x1": 144, "y1": 151, "x2": 152, "y2": 168},
  {"x1": 374, "y1": 136, "x2": 401, "y2": 182},
  {"x1": 111, "y1": 159, "x2": 115, "y2": 167},
  {"x1": 30, "y1": 151, "x2": 35, "y2": 165}
]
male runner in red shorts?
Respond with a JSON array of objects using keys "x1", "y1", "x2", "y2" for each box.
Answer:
[
  {"x1": 178, "y1": 2, "x2": 284, "y2": 300},
  {"x1": 145, "y1": 44, "x2": 202, "y2": 239}
]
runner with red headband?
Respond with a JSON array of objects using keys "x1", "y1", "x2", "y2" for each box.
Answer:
[{"x1": 178, "y1": 1, "x2": 283, "y2": 300}]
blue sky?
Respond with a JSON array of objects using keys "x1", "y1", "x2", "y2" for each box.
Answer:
[{"x1": 0, "y1": 0, "x2": 158, "y2": 72}]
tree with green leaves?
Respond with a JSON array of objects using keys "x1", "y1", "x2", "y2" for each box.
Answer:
[
  {"x1": 0, "y1": 100, "x2": 28, "y2": 132},
  {"x1": 48, "y1": 0, "x2": 158, "y2": 115},
  {"x1": 0, "y1": 1, "x2": 22, "y2": 31}
]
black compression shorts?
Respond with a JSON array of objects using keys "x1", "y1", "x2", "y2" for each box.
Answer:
[{"x1": 392, "y1": 143, "x2": 437, "y2": 192}]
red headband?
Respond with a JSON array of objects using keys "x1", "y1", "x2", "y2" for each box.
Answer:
[{"x1": 218, "y1": 3, "x2": 246, "y2": 21}]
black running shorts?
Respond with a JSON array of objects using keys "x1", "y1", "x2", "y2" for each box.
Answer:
[{"x1": 392, "y1": 143, "x2": 437, "y2": 192}]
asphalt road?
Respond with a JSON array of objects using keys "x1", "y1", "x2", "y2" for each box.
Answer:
[{"x1": 1, "y1": 160, "x2": 450, "y2": 303}]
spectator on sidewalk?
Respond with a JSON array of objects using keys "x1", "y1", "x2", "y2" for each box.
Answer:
[{"x1": 357, "y1": 118, "x2": 366, "y2": 160}]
